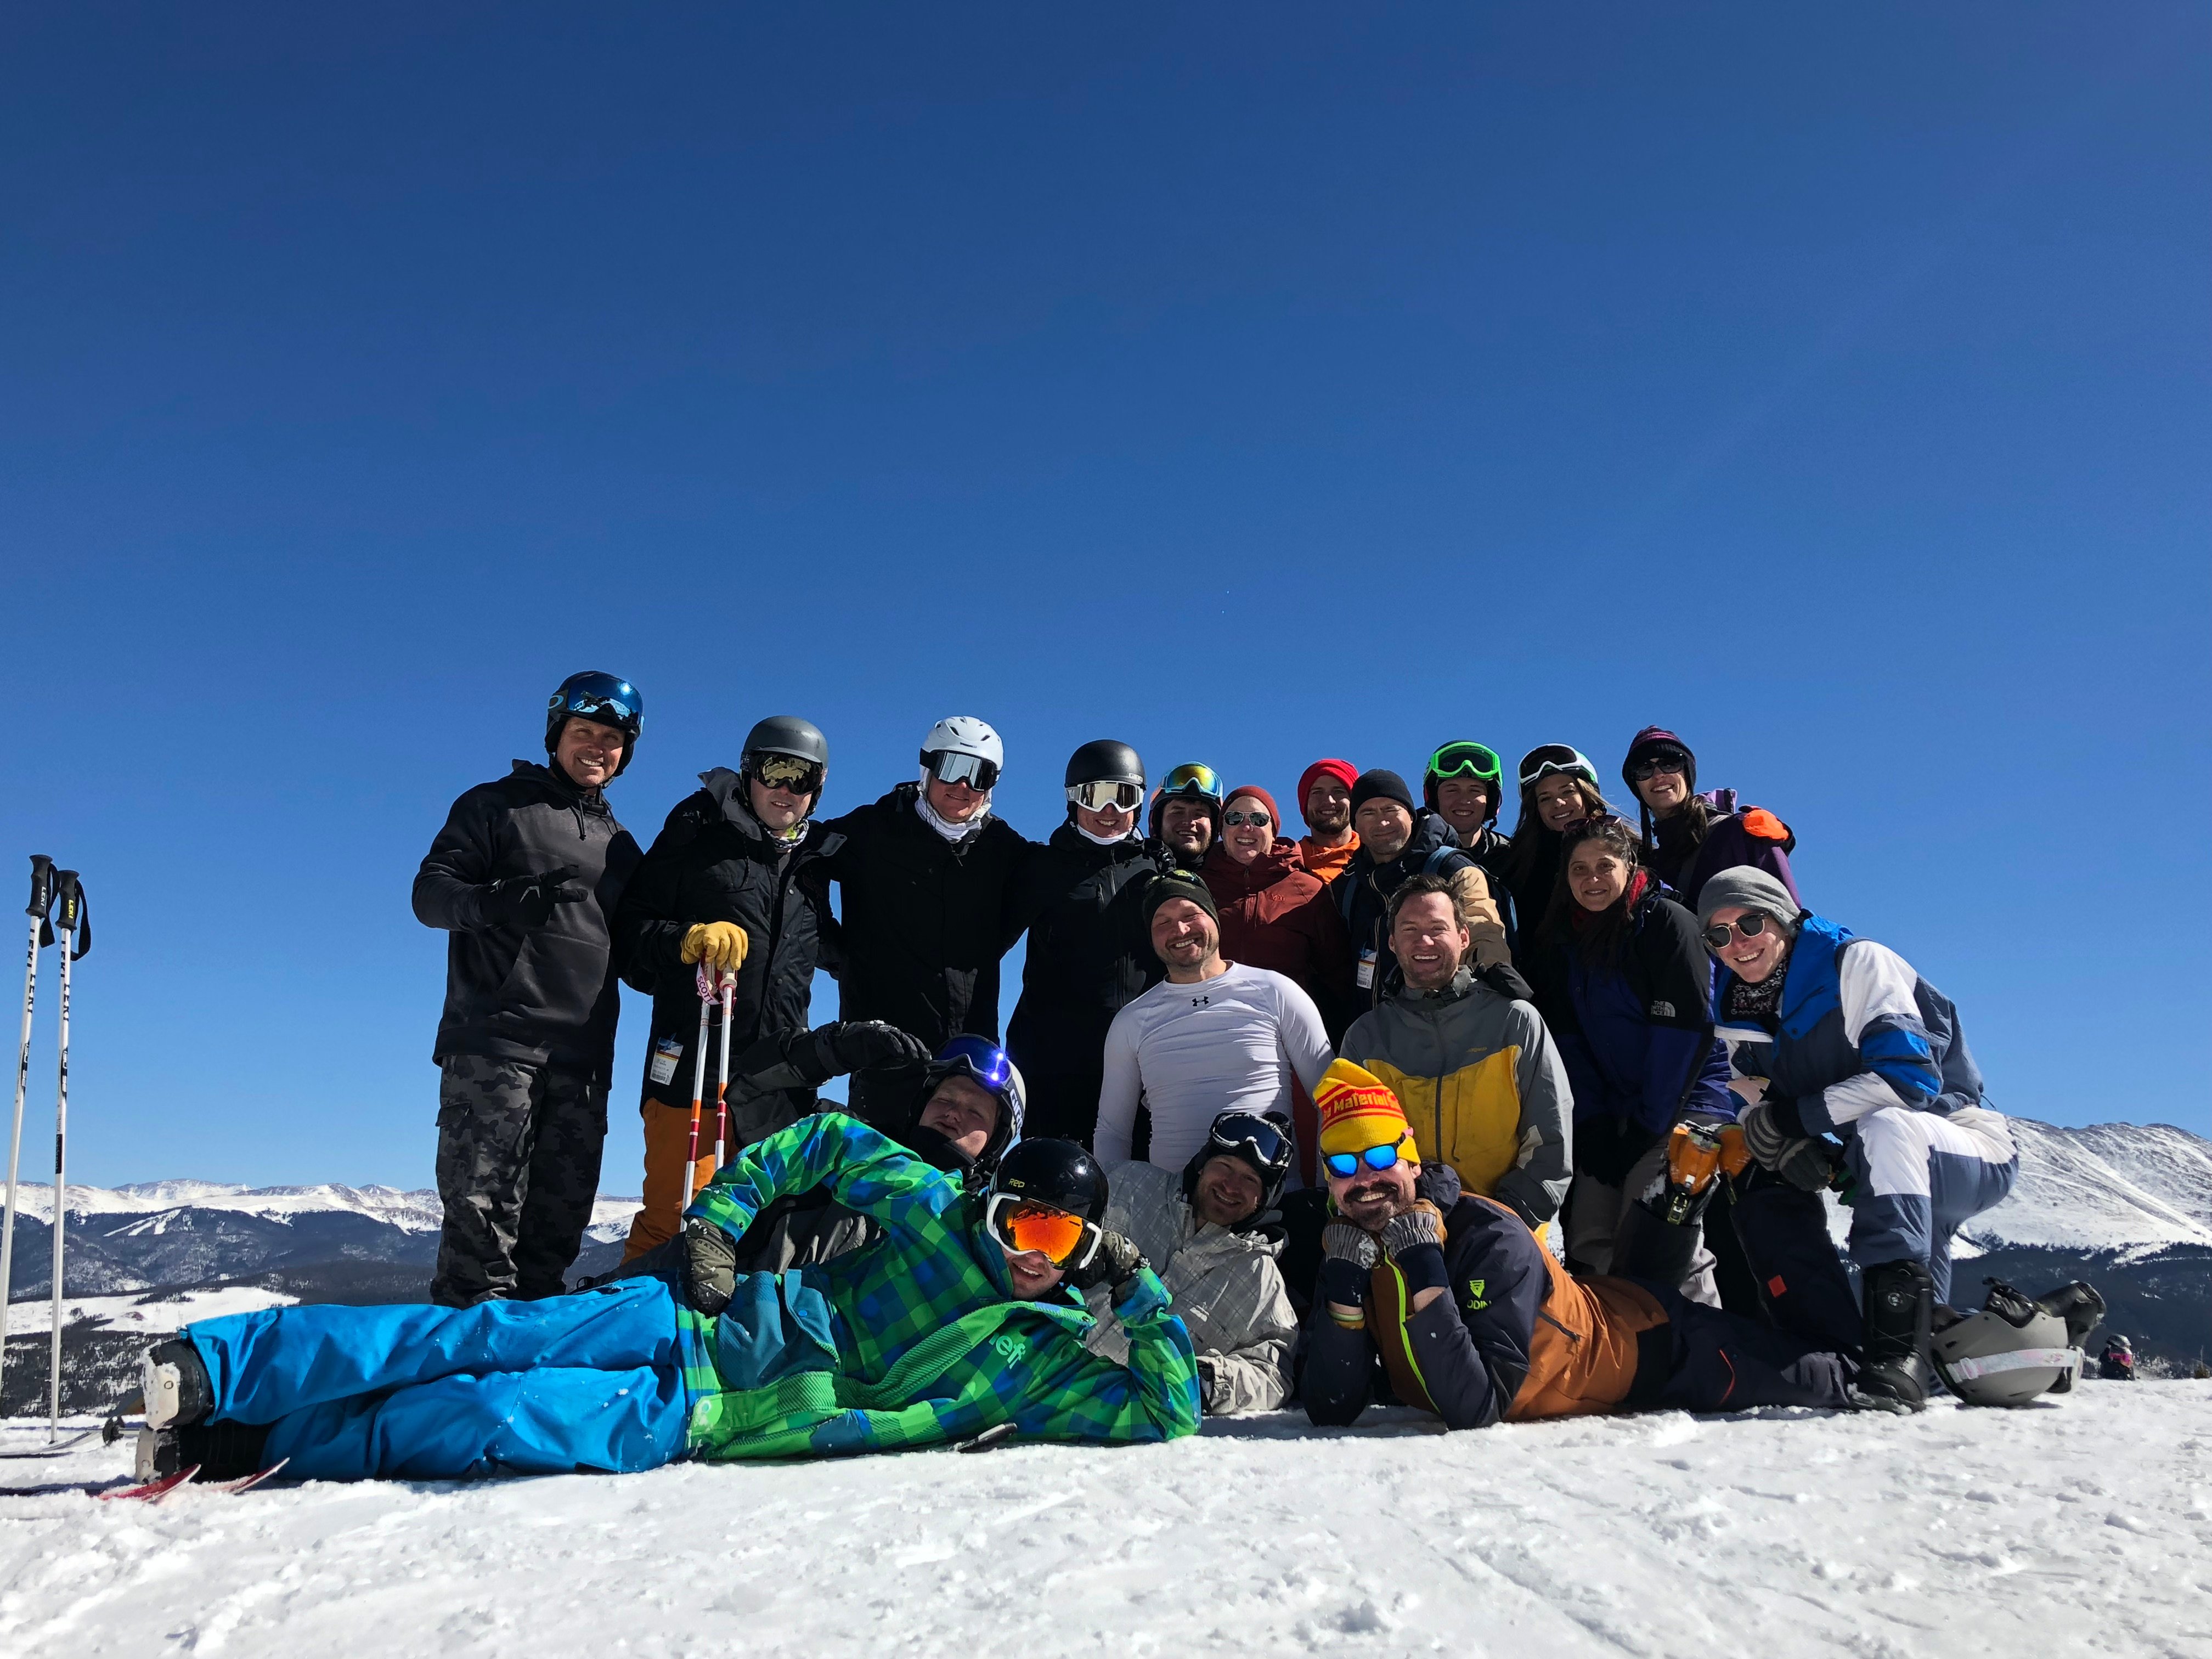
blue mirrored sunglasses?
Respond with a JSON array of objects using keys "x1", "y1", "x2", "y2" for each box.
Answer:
[
  {"x1": 1322, "y1": 1134, "x2": 1409, "y2": 1180},
  {"x1": 934, "y1": 1035, "x2": 1011, "y2": 1092}
]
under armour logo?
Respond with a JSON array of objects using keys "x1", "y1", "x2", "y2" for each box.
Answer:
[{"x1": 1190, "y1": 994, "x2": 1210, "y2": 1008}]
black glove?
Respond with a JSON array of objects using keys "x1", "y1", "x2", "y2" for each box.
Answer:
[
  {"x1": 681, "y1": 1215, "x2": 739, "y2": 1316},
  {"x1": 1739, "y1": 1098, "x2": 1838, "y2": 1193},
  {"x1": 789, "y1": 1022, "x2": 932, "y2": 1086},
  {"x1": 1065, "y1": 1227, "x2": 1145, "y2": 1295},
  {"x1": 830, "y1": 1021, "x2": 933, "y2": 1075},
  {"x1": 1318, "y1": 1222, "x2": 1379, "y2": 1314},
  {"x1": 1477, "y1": 961, "x2": 1536, "y2": 1003},
  {"x1": 481, "y1": 865, "x2": 586, "y2": 929}
]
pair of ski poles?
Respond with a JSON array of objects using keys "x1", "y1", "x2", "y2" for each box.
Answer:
[
  {"x1": 2, "y1": 854, "x2": 92, "y2": 1438},
  {"x1": 682, "y1": 961, "x2": 738, "y2": 1206}
]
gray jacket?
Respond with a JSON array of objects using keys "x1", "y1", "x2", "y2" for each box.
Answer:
[{"x1": 1086, "y1": 1160, "x2": 1296, "y2": 1414}]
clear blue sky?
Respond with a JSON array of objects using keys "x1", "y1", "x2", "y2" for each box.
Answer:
[{"x1": 4, "y1": 5, "x2": 2205, "y2": 1190}]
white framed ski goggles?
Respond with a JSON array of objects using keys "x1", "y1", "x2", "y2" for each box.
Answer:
[
  {"x1": 984, "y1": 1193, "x2": 1104, "y2": 1268},
  {"x1": 1067, "y1": 780, "x2": 1143, "y2": 811},
  {"x1": 1518, "y1": 744, "x2": 1596, "y2": 789}
]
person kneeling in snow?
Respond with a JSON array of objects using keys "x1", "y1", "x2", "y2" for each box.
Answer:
[
  {"x1": 1299, "y1": 1060, "x2": 1895, "y2": 1431},
  {"x1": 1090, "y1": 1110, "x2": 1300, "y2": 1414},
  {"x1": 132, "y1": 1117, "x2": 1199, "y2": 1483}
]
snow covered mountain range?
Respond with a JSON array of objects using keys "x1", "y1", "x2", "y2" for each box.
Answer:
[{"x1": 2, "y1": 1118, "x2": 2207, "y2": 1413}]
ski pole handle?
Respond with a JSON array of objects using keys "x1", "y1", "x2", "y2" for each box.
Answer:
[
  {"x1": 51, "y1": 872, "x2": 88, "y2": 962},
  {"x1": 24, "y1": 856, "x2": 53, "y2": 921}
]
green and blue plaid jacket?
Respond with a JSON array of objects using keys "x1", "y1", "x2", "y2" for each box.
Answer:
[{"x1": 674, "y1": 1113, "x2": 1200, "y2": 1459}]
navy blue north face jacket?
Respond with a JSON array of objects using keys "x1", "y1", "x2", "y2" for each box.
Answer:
[{"x1": 1710, "y1": 916, "x2": 1983, "y2": 1137}]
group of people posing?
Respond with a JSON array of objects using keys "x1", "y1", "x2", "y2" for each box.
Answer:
[{"x1": 127, "y1": 671, "x2": 2105, "y2": 1486}]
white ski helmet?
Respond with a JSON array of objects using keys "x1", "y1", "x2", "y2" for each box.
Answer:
[
  {"x1": 920, "y1": 716, "x2": 1004, "y2": 792},
  {"x1": 1932, "y1": 1279, "x2": 2099, "y2": 1407}
]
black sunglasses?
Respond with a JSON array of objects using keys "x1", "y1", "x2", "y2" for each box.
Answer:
[
  {"x1": 1628, "y1": 751, "x2": 1691, "y2": 782},
  {"x1": 1702, "y1": 911, "x2": 1775, "y2": 950}
]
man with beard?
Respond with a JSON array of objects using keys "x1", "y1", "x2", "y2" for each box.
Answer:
[
  {"x1": 1295, "y1": 758, "x2": 1361, "y2": 885},
  {"x1": 1006, "y1": 740, "x2": 1162, "y2": 1144},
  {"x1": 1092, "y1": 1109, "x2": 1299, "y2": 1414},
  {"x1": 1298, "y1": 1060, "x2": 1892, "y2": 1432}
]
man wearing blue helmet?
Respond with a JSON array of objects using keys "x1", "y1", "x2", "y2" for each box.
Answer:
[{"x1": 413, "y1": 671, "x2": 645, "y2": 1306}]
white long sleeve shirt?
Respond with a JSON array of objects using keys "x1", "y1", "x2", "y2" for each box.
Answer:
[{"x1": 1092, "y1": 963, "x2": 1333, "y2": 1172}]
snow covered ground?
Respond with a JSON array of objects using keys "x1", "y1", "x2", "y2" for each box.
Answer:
[
  {"x1": 2, "y1": 1284, "x2": 296, "y2": 1339},
  {"x1": 3, "y1": 1382, "x2": 2207, "y2": 1658}
]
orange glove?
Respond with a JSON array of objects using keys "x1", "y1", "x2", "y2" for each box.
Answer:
[{"x1": 680, "y1": 922, "x2": 749, "y2": 974}]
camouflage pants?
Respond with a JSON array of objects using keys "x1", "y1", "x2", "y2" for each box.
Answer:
[{"x1": 432, "y1": 1056, "x2": 608, "y2": 1307}]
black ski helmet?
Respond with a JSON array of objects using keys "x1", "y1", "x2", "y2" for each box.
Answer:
[
  {"x1": 989, "y1": 1138, "x2": 1108, "y2": 1224},
  {"x1": 1180, "y1": 1110, "x2": 1294, "y2": 1227},
  {"x1": 742, "y1": 715, "x2": 829, "y2": 769},
  {"x1": 919, "y1": 1036, "x2": 1026, "y2": 1173},
  {"x1": 545, "y1": 671, "x2": 644, "y2": 777},
  {"x1": 1064, "y1": 740, "x2": 1144, "y2": 791}
]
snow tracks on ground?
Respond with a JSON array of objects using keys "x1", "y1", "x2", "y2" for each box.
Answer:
[{"x1": 3, "y1": 1382, "x2": 2209, "y2": 1657}]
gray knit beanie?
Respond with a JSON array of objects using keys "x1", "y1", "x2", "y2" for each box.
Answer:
[{"x1": 1696, "y1": 867, "x2": 1802, "y2": 932}]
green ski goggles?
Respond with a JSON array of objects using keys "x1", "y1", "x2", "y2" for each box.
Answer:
[{"x1": 1426, "y1": 742, "x2": 1502, "y2": 785}]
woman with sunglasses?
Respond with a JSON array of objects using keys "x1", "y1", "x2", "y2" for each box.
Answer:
[
  {"x1": 1006, "y1": 741, "x2": 1164, "y2": 1144},
  {"x1": 1525, "y1": 816, "x2": 1733, "y2": 1298},
  {"x1": 1697, "y1": 867, "x2": 2019, "y2": 1409},
  {"x1": 1620, "y1": 726, "x2": 1801, "y2": 912},
  {"x1": 1496, "y1": 745, "x2": 1615, "y2": 942},
  {"x1": 807, "y1": 715, "x2": 1031, "y2": 1124},
  {"x1": 1199, "y1": 785, "x2": 1357, "y2": 1037}
]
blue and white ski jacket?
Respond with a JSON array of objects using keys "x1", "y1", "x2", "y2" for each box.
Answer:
[{"x1": 1711, "y1": 916, "x2": 1983, "y2": 1137}]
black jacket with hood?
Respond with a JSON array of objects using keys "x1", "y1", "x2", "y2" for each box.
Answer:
[
  {"x1": 413, "y1": 760, "x2": 641, "y2": 1078},
  {"x1": 614, "y1": 768, "x2": 836, "y2": 1116},
  {"x1": 1005, "y1": 822, "x2": 1163, "y2": 1087},
  {"x1": 805, "y1": 781, "x2": 1031, "y2": 1048}
]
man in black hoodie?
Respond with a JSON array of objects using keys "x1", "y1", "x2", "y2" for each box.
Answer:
[
  {"x1": 804, "y1": 716, "x2": 1031, "y2": 1124},
  {"x1": 612, "y1": 715, "x2": 922, "y2": 1262},
  {"x1": 1329, "y1": 769, "x2": 1512, "y2": 1012},
  {"x1": 413, "y1": 672, "x2": 646, "y2": 1307},
  {"x1": 1005, "y1": 740, "x2": 1163, "y2": 1144}
]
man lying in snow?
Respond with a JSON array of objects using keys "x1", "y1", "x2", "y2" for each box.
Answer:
[
  {"x1": 1090, "y1": 1110, "x2": 1300, "y2": 1414},
  {"x1": 132, "y1": 1117, "x2": 1199, "y2": 1482},
  {"x1": 1299, "y1": 1060, "x2": 1899, "y2": 1429}
]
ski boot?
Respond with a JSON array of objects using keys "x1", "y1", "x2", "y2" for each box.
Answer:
[
  {"x1": 135, "y1": 1420, "x2": 272, "y2": 1483},
  {"x1": 1854, "y1": 1259, "x2": 1937, "y2": 1411},
  {"x1": 141, "y1": 1339, "x2": 214, "y2": 1430}
]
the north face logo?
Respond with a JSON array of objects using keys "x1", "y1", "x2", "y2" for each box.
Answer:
[{"x1": 1649, "y1": 1001, "x2": 1675, "y2": 1018}]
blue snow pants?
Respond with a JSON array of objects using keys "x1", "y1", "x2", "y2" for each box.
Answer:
[{"x1": 182, "y1": 1279, "x2": 692, "y2": 1481}]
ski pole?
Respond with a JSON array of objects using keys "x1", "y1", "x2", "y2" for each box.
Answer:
[
  {"x1": 713, "y1": 969, "x2": 735, "y2": 1174},
  {"x1": 682, "y1": 963, "x2": 713, "y2": 1207},
  {"x1": 47, "y1": 870, "x2": 86, "y2": 1438},
  {"x1": 0, "y1": 856, "x2": 55, "y2": 1404}
]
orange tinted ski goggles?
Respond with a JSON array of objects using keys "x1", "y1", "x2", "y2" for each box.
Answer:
[{"x1": 985, "y1": 1194, "x2": 1102, "y2": 1268}]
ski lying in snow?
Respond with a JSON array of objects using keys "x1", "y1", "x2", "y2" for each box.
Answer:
[
  {"x1": 0, "y1": 1426, "x2": 104, "y2": 1459},
  {"x1": 213, "y1": 1458, "x2": 287, "y2": 1494},
  {"x1": 97, "y1": 1464, "x2": 199, "y2": 1503},
  {"x1": 954, "y1": 1423, "x2": 1018, "y2": 1454}
]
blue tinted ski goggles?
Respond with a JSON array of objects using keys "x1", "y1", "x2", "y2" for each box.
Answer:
[
  {"x1": 1322, "y1": 1133, "x2": 1411, "y2": 1180},
  {"x1": 933, "y1": 1035, "x2": 1012, "y2": 1092},
  {"x1": 550, "y1": 675, "x2": 641, "y2": 727},
  {"x1": 1160, "y1": 763, "x2": 1222, "y2": 800}
]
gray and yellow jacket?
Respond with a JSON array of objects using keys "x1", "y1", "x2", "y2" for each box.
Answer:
[{"x1": 1340, "y1": 967, "x2": 1573, "y2": 1227}]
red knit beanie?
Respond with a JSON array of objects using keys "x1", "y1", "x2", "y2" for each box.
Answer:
[
  {"x1": 1295, "y1": 760, "x2": 1358, "y2": 827},
  {"x1": 1224, "y1": 785, "x2": 1283, "y2": 834}
]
